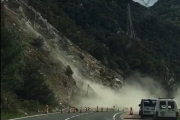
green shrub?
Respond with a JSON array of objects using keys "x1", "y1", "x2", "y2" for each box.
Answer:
[
  {"x1": 15, "y1": 60, "x2": 58, "y2": 107},
  {"x1": 21, "y1": 100, "x2": 44, "y2": 112},
  {"x1": 1, "y1": 91, "x2": 20, "y2": 113},
  {"x1": 65, "y1": 65, "x2": 73, "y2": 77},
  {"x1": 32, "y1": 36, "x2": 44, "y2": 48}
]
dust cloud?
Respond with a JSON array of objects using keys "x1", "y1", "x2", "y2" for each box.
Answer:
[
  {"x1": 53, "y1": 45, "x2": 179, "y2": 111},
  {"x1": 174, "y1": 89, "x2": 180, "y2": 109},
  {"x1": 75, "y1": 75, "x2": 167, "y2": 112}
]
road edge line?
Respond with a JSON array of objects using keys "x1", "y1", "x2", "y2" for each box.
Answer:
[
  {"x1": 113, "y1": 112, "x2": 121, "y2": 120},
  {"x1": 8, "y1": 112, "x2": 62, "y2": 120}
]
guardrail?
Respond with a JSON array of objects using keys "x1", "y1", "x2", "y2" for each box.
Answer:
[{"x1": 54, "y1": 106, "x2": 130, "y2": 113}]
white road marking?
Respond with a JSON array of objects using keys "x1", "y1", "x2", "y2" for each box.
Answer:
[
  {"x1": 9, "y1": 112, "x2": 63, "y2": 120},
  {"x1": 113, "y1": 112, "x2": 120, "y2": 120},
  {"x1": 9, "y1": 112, "x2": 92, "y2": 120},
  {"x1": 64, "y1": 112, "x2": 92, "y2": 120}
]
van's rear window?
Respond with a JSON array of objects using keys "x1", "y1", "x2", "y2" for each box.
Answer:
[
  {"x1": 160, "y1": 101, "x2": 166, "y2": 109},
  {"x1": 144, "y1": 100, "x2": 157, "y2": 106},
  {"x1": 168, "y1": 102, "x2": 174, "y2": 109}
]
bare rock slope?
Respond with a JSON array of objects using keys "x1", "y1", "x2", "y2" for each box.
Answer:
[{"x1": 2, "y1": 0, "x2": 123, "y2": 107}]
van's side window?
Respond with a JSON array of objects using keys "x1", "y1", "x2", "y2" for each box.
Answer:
[
  {"x1": 168, "y1": 102, "x2": 174, "y2": 109},
  {"x1": 160, "y1": 101, "x2": 166, "y2": 109}
]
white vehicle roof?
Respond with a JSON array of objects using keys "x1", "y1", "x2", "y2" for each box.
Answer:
[
  {"x1": 142, "y1": 99, "x2": 157, "y2": 101},
  {"x1": 158, "y1": 98, "x2": 176, "y2": 101},
  {"x1": 158, "y1": 97, "x2": 174, "y2": 99},
  {"x1": 158, "y1": 99, "x2": 176, "y2": 102}
]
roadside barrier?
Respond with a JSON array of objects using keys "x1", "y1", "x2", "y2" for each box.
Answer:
[
  {"x1": 57, "y1": 106, "x2": 129, "y2": 114},
  {"x1": 122, "y1": 107, "x2": 129, "y2": 112}
]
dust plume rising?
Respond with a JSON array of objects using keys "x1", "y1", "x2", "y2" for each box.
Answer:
[
  {"x1": 174, "y1": 88, "x2": 180, "y2": 109},
  {"x1": 76, "y1": 75, "x2": 166, "y2": 112}
]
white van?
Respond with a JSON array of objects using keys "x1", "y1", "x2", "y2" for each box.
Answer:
[
  {"x1": 139, "y1": 99, "x2": 157, "y2": 119},
  {"x1": 153, "y1": 98, "x2": 178, "y2": 120}
]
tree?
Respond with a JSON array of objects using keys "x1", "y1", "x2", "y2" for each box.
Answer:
[
  {"x1": 16, "y1": 60, "x2": 57, "y2": 106},
  {"x1": 1, "y1": 24, "x2": 26, "y2": 91}
]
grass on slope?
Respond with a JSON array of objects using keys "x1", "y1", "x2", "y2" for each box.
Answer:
[
  {"x1": 1, "y1": 112, "x2": 47, "y2": 120},
  {"x1": 1, "y1": 113, "x2": 27, "y2": 120}
]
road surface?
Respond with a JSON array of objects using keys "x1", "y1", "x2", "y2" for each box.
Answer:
[{"x1": 9, "y1": 112, "x2": 123, "y2": 120}]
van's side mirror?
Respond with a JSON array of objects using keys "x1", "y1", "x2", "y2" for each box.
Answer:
[{"x1": 139, "y1": 104, "x2": 141, "y2": 107}]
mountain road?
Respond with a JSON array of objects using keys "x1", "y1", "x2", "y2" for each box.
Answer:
[{"x1": 8, "y1": 111, "x2": 152, "y2": 120}]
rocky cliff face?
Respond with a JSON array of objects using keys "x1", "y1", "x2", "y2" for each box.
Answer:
[{"x1": 2, "y1": 0, "x2": 123, "y2": 107}]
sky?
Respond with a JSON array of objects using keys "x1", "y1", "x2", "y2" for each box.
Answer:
[{"x1": 133, "y1": 0, "x2": 158, "y2": 7}]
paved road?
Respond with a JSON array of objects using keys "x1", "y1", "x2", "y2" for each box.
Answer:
[{"x1": 10, "y1": 112, "x2": 123, "y2": 120}]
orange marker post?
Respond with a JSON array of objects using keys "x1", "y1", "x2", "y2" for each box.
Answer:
[
  {"x1": 73, "y1": 106, "x2": 76, "y2": 113},
  {"x1": 129, "y1": 107, "x2": 133, "y2": 115}
]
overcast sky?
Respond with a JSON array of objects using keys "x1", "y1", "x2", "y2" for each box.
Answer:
[{"x1": 133, "y1": 0, "x2": 158, "y2": 7}]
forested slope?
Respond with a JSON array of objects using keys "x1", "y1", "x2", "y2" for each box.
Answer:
[{"x1": 28, "y1": 0, "x2": 180, "y2": 90}]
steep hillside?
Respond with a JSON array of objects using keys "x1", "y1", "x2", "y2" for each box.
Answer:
[
  {"x1": 1, "y1": 0, "x2": 123, "y2": 114},
  {"x1": 152, "y1": 0, "x2": 180, "y2": 26},
  {"x1": 27, "y1": 0, "x2": 180, "y2": 90},
  {"x1": 1, "y1": 0, "x2": 180, "y2": 116}
]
